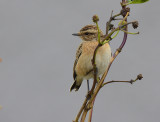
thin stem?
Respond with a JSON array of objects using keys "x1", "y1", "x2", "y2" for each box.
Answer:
[
  {"x1": 122, "y1": 0, "x2": 126, "y2": 5},
  {"x1": 102, "y1": 74, "x2": 143, "y2": 87},
  {"x1": 113, "y1": 18, "x2": 123, "y2": 20},
  {"x1": 74, "y1": 98, "x2": 88, "y2": 122},
  {"x1": 120, "y1": 12, "x2": 129, "y2": 26},
  {"x1": 119, "y1": 26, "x2": 128, "y2": 50},
  {"x1": 87, "y1": 51, "x2": 116, "y2": 106},
  {"x1": 102, "y1": 80, "x2": 133, "y2": 87},
  {"x1": 121, "y1": 29, "x2": 139, "y2": 35},
  {"x1": 103, "y1": 26, "x2": 121, "y2": 42},
  {"x1": 88, "y1": 97, "x2": 96, "y2": 122},
  {"x1": 106, "y1": 10, "x2": 113, "y2": 35},
  {"x1": 106, "y1": 12, "x2": 121, "y2": 35},
  {"x1": 95, "y1": 22, "x2": 101, "y2": 43},
  {"x1": 112, "y1": 13, "x2": 122, "y2": 18},
  {"x1": 111, "y1": 30, "x2": 120, "y2": 39},
  {"x1": 81, "y1": 109, "x2": 88, "y2": 122},
  {"x1": 89, "y1": 45, "x2": 100, "y2": 96},
  {"x1": 103, "y1": 12, "x2": 129, "y2": 43}
]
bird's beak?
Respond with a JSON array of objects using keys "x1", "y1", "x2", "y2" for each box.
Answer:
[{"x1": 72, "y1": 33, "x2": 81, "y2": 36}]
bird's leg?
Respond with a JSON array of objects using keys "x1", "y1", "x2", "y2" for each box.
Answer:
[
  {"x1": 86, "y1": 80, "x2": 92, "y2": 100},
  {"x1": 87, "y1": 80, "x2": 90, "y2": 92}
]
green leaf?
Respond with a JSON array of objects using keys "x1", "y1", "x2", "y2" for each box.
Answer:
[{"x1": 127, "y1": 0, "x2": 149, "y2": 4}]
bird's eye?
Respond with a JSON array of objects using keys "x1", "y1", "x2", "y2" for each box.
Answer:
[{"x1": 85, "y1": 32, "x2": 89, "y2": 35}]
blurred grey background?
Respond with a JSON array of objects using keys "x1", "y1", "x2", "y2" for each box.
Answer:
[{"x1": 0, "y1": 0, "x2": 159, "y2": 122}]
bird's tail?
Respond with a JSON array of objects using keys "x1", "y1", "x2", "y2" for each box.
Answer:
[{"x1": 70, "y1": 81, "x2": 82, "y2": 91}]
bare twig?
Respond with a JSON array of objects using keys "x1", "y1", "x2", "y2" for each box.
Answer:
[
  {"x1": 88, "y1": 97, "x2": 96, "y2": 122},
  {"x1": 102, "y1": 74, "x2": 143, "y2": 87},
  {"x1": 74, "y1": 98, "x2": 88, "y2": 122},
  {"x1": 106, "y1": 11, "x2": 121, "y2": 35},
  {"x1": 81, "y1": 109, "x2": 88, "y2": 122}
]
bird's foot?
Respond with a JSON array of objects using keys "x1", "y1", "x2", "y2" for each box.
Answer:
[{"x1": 86, "y1": 90, "x2": 93, "y2": 100}]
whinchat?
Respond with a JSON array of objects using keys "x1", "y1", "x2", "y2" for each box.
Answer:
[{"x1": 70, "y1": 25, "x2": 111, "y2": 91}]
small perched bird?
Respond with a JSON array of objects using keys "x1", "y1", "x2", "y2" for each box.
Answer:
[{"x1": 70, "y1": 25, "x2": 111, "y2": 91}]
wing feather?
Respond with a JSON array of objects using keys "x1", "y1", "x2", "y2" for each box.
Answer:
[{"x1": 73, "y1": 43, "x2": 83, "y2": 80}]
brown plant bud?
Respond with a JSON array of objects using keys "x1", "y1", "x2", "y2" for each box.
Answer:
[
  {"x1": 120, "y1": 7, "x2": 130, "y2": 17},
  {"x1": 126, "y1": 7, "x2": 130, "y2": 13},
  {"x1": 132, "y1": 21, "x2": 139, "y2": 29},
  {"x1": 92, "y1": 15, "x2": 99, "y2": 23},
  {"x1": 109, "y1": 24, "x2": 114, "y2": 30},
  {"x1": 137, "y1": 74, "x2": 143, "y2": 80}
]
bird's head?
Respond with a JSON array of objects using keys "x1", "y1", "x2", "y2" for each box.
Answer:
[{"x1": 72, "y1": 25, "x2": 104, "y2": 41}]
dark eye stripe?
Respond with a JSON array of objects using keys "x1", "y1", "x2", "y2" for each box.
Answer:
[
  {"x1": 85, "y1": 32, "x2": 89, "y2": 35},
  {"x1": 84, "y1": 32, "x2": 94, "y2": 35}
]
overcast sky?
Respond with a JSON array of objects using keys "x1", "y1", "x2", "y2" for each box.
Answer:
[{"x1": 0, "y1": 0, "x2": 159, "y2": 122}]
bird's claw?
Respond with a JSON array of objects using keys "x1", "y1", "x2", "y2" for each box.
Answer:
[{"x1": 86, "y1": 90, "x2": 93, "y2": 100}]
